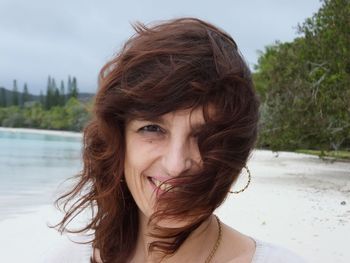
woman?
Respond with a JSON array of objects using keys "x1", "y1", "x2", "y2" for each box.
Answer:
[{"x1": 55, "y1": 18, "x2": 305, "y2": 262}]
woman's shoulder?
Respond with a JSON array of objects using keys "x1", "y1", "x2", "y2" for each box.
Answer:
[
  {"x1": 250, "y1": 239, "x2": 306, "y2": 263},
  {"x1": 219, "y1": 222, "x2": 306, "y2": 263}
]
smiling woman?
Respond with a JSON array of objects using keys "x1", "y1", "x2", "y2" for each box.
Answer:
[
  {"x1": 53, "y1": 18, "x2": 305, "y2": 263},
  {"x1": 124, "y1": 109, "x2": 204, "y2": 225}
]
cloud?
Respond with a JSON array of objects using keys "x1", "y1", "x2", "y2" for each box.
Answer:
[{"x1": 0, "y1": 0, "x2": 321, "y2": 94}]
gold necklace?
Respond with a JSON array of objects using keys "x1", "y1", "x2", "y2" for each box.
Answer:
[{"x1": 205, "y1": 215, "x2": 222, "y2": 263}]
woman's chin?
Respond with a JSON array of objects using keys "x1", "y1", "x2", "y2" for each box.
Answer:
[{"x1": 148, "y1": 213, "x2": 199, "y2": 229}]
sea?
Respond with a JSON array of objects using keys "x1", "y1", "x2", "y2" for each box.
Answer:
[{"x1": 0, "y1": 129, "x2": 82, "y2": 221}]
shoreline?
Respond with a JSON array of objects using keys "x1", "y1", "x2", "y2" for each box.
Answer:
[
  {"x1": 0, "y1": 147, "x2": 349, "y2": 262},
  {"x1": 0, "y1": 126, "x2": 82, "y2": 138},
  {"x1": 1, "y1": 126, "x2": 348, "y2": 162},
  {"x1": 0, "y1": 126, "x2": 336, "y2": 160}
]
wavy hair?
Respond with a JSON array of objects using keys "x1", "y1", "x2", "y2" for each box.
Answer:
[{"x1": 54, "y1": 17, "x2": 260, "y2": 263}]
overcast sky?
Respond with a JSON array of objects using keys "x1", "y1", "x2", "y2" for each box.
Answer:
[{"x1": 0, "y1": 0, "x2": 322, "y2": 94}]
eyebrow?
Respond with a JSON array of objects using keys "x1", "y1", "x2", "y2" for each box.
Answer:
[{"x1": 136, "y1": 116, "x2": 206, "y2": 130}]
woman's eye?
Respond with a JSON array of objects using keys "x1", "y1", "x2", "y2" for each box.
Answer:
[{"x1": 139, "y1": 124, "x2": 163, "y2": 133}]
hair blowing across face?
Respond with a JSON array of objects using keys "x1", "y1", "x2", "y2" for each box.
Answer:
[{"x1": 54, "y1": 17, "x2": 260, "y2": 263}]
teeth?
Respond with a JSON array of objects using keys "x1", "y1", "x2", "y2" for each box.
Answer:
[
  {"x1": 152, "y1": 178, "x2": 173, "y2": 191},
  {"x1": 153, "y1": 178, "x2": 161, "y2": 187},
  {"x1": 160, "y1": 184, "x2": 167, "y2": 191}
]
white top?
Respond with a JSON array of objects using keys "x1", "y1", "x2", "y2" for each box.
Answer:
[
  {"x1": 252, "y1": 240, "x2": 306, "y2": 263},
  {"x1": 42, "y1": 238, "x2": 306, "y2": 262}
]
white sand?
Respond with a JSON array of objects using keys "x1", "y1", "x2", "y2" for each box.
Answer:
[
  {"x1": 218, "y1": 150, "x2": 350, "y2": 263},
  {"x1": 0, "y1": 205, "x2": 91, "y2": 262},
  {"x1": 0, "y1": 149, "x2": 349, "y2": 262}
]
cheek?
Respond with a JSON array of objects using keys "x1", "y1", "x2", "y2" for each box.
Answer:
[
  {"x1": 124, "y1": 149, "x2": 143, "y2": 182},
  {"x1": 124, "y1": 138, "x2": 158, "y2": 181},
  {"x1": 188, "y1": 138, "x2": 202, "y2": 168},
  {"x1": 124, "y1": 149, "x2": 146, "y2": 202}
]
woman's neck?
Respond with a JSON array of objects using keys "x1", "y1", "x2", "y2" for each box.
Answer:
[{"x1": 131, "y1": 212, "x2": 218, "y2": 262}]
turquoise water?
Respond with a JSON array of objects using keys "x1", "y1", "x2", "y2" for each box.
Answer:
[{"x1": 0, "y1": 130, "x2": 82, "y2": 220}]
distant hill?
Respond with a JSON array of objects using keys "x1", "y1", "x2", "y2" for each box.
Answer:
[
  {"x1": 0, "y1": 87, "x2": 95, "y2": 106},
  {"x1": 0, "y1": 86, "x2": 40, "y2": 104},
  {"x1": 78, "y1": 92, "x2": 96, "y2": 102}
]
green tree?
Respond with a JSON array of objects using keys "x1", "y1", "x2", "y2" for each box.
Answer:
[
  {"x1": 254, "y1": 0, "x2": 350, "y2": 151},
  {"x1": 23, "y1": 102, "x2": 45, "y2": 127},
  {"x1": 50, "y1": 78, "x2": 60, "y2": 107},
  {"x1": 22, "y1": 83, "x2": 30, "y2": 107},
  {"x1": 46, "y1": 76, "x2": 52, "y2": 109},
  {"x1": 65, "y1": 97, "x2": 90, "y2": 131},
  {"x1": 1, "y1": 106, "x2": 25, "y2": 127},
  {"x1": 67, "y1": 75, "x2": 72, "y2": 99},
  {"x1": 41, "y1": 106, "x2": 68, "y2": 129},
  {"x1": 297, "y1": 0, "x2": 350, "y2": 150},
  {"x1": 68, "y1": 76, "x2": 78, "y2": 98},
  {"x1": 0, "y1": 87, "x2": 6, "y2": 107},
  {"x1": 45, "y1": 76, "x2": 60, "y2": 109},
  {"x1": 60, "y1": 80, "x2": 66, "y2": 105},
  {"x1": 12, "y1": 80, "x2": 19, "y2": 106},
  {"x1": 39, "y1": 90, "x2": 45, "y2": 106}
]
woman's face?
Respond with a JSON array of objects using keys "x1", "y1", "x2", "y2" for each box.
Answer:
[{"x1": 124, "y1": 108, "x2": 205, "y2": 222}]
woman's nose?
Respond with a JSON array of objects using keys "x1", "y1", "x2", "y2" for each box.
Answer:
[{"x1": 161, "y1": 139, "x2": 193, "y2": 177}]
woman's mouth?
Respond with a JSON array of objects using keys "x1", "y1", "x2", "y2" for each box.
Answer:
[{"x1": 147, "y1": 177, "x2": 174, "y2": 192}]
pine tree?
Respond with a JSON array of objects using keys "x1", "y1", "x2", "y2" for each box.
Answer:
[
  {"x1": 71, "y1": 77, "x2": 78, "y2": 98},
  {"x1": 54, "y1": 87, "x2": 60, "y2": 106},
  {"x1": 22, "y1": 83, "x2": 29, "y2": 107},
  {"x1": 46, "y1": 76, "x2": 53, "y2": 109},
  {"x1": 0, "y1": 87, "x2": 6, "y2": 107},
  {"x1": 39, "y1": 90, "x2": 45, "y2": 106},
  {"x1": 51, "y1": 78, "x2": 60, "y2": 106},
  {"x1": 60, "y1": 80, "x2": 66, "y2": 105},
  {"x1": 12, "y1": 79, "x2": 19, "y2": 106},
  {"x1": 67, "y1": 75, "x2": 72, "y2": 99}
]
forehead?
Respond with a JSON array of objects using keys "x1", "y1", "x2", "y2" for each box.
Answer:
[
  {"x1": 126, "y1": 102, "x2": 219, "y2": 130},
  {"x1": 163, "y1": 107, "x2": 205, "y2": 125},
  {"x1": 133, "y1": 107, "x2": 206, "y2": 128}
]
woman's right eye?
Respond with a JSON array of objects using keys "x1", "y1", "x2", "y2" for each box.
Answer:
[{"x1": 138, "y1": 124, "x2": 163, "y2": 133}]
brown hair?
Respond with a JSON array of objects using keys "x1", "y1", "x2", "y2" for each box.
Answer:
[{"x1": 54, "y1": 17, "x2": 259, "y2": 262}]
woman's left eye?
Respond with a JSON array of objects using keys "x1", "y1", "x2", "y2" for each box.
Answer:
[{"x1": 139, "y1": 124, "x2": 163, "y2": 133}]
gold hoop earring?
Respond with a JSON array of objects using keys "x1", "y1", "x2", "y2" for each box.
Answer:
[{"x1": 229, "y1": 166, "x2": 251, "y2": 194}]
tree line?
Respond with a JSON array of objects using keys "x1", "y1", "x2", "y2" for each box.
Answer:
[
  {"x1": 0, "y1": 75, "x2": 79, "y2": 109},
  {"x1": 0, "y1": 76, "x2": 92, "y2": 131},
  {"x1": 254, "y1": 0, "x2": 349, "y2": 152},
  {"x1": 0, "y1": 0, "x2": 349, "y2": 152}
]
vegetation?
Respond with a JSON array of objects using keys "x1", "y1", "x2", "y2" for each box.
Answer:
[
  {"x1": 0, "y1": 0, "x2": 349, "y2": 160},
  {"x1": 0, "y1": 75, "x2": 92, "y2": 132},
  {"x1": 295, "y1": 149, "x2": 350, "y2": 160},
  {"x1": 254, "y1": 0, "x2": 350, "y2": 153},
  {"x1": 0, "y1": 98, "x2": 91, "y2": 132}
]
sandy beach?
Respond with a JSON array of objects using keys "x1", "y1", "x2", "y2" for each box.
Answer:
[
  {"x1": 0, "y1": 128, "x2": 349, "y2": 262},
  {"x1": 218, "y1": 150, "x2": 350, "y2": 263}
]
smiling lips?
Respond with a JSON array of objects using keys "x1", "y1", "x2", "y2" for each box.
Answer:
[{"x1": 147, "y1": 176, "x2": 175, "y2": 192}]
